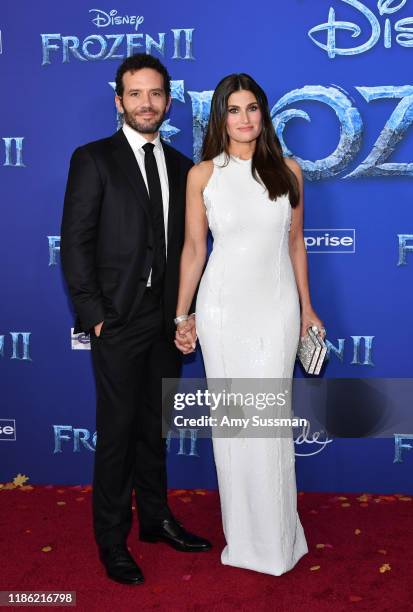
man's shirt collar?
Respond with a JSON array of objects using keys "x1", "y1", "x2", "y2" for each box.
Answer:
[{"x1": 122, "y1": 122, "x2": 162, "y2": 152}]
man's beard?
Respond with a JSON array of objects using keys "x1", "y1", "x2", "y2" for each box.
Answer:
[{"x1": 122, "y1": 107, "x2": 166, "y2": 134}]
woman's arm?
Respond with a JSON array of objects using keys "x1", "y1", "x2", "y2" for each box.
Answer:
[
  {"x1": 174, "y1": 162, "x2": 212, "y2": 353},
  {"x1": 286, "y1": 158, "x2": 325, "y2": 338}
]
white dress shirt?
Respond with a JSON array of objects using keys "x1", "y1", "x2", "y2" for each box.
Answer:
[{"x1": 122, "y1": 122, "x2": 169, "y2": 287}]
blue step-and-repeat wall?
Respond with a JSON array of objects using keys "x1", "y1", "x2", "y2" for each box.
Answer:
[{"x1": 1, "y1": 0, "x2": 413, "y2": 492}]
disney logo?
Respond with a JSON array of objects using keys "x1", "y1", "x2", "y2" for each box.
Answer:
[
  {"x1": 89, "y1": 9, "x2": 144, "y2": 31},
  {"x1": 294, "y1": 421, "x2": 333, "y2": 457},
  {"x1": 308, "y1": 0, "x2": 413, "y2": 58}
]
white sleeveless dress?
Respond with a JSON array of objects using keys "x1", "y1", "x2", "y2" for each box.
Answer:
[{"x1": 195, "y1": 153, "x2": 308, "y2": 575}]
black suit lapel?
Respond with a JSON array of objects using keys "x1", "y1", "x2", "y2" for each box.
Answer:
[
  {"x1": 163, "y1": 142, "x2": 180, "y2": 248},
  {"x1": 111, "y1": 129, "x2": 151, "y2": 219}
]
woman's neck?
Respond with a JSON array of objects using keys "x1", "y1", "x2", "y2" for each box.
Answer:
[{"x1": 228, "y1": 141, "x2": 256, "y2": 160}]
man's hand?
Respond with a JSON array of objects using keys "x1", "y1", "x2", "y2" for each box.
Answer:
[
  {"x1": 174, "y1": 317, "x2": 197, "y2": 354},
  {"x1": 94, "y1": 321, "x2": 104, "y2": 337}
]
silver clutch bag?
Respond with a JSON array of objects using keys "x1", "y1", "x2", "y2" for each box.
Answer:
[{"x1": 297, "y1": 326, "x2": 327, "y2": 375}]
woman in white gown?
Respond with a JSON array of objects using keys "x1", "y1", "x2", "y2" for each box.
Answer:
[{"x1": 174, "y1": 73, "x2": 325, "y2": 576}]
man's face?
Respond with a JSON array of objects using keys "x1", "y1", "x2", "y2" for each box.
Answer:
[{"x1": 115, "y1": 68, "x2": 171, "y2": 136}]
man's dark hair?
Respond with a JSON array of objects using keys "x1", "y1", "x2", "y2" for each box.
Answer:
[{"x1": 115, "y1": 53, "x2": 171, "y2": 98}]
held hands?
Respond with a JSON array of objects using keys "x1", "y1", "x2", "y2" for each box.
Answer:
[
  {"x1": 300, "y1": 307, "x2": 326, "y2": 340},
  {"x1": 174, "y1": 316, "x2": 197, "y2": 354}
]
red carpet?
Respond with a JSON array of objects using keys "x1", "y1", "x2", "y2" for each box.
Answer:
[{"x1": 1, "y1": 480, "x2": 412, "y2": 611}]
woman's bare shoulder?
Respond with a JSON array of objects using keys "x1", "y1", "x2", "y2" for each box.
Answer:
[
  {"x1": 284, "y1": 156, "x2": 302, "y2": 178},
  {"x1": 188, "y1": 160, "x2": 214, "y2": 190}
]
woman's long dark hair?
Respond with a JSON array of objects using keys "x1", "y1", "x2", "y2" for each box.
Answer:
[{"x1": 202, "y1": 73, "x2": 299, "y2": 208}]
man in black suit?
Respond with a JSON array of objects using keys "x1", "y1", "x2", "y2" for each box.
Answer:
[{"x1": 61, "y1": 54, "x2": 211, "y2": 585}]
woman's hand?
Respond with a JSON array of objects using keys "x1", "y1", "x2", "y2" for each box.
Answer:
[
  {"x1": 300, "y1": 307, "x2": 326, "y2": 340},
  {"x1": 174, "y1": 317, "x2": 197, "y2": 354}
]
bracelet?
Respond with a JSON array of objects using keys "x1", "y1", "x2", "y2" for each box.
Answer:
[{"x1": 174, "y1": 314, "x2": 189, "y2": 325}]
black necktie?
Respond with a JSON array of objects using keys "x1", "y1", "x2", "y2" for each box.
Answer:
[{"x1": 142, "y1": 142, "x2": 166, "y2": 296}]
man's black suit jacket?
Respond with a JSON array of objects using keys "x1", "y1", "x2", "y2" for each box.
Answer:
[{"x1": 61, "y1": 129, "x2": 193, "y2": 339}]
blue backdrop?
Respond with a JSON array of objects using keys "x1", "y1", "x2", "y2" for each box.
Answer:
[{"x1": 1, "y1": 0, "x2": 413, "y2": 493}]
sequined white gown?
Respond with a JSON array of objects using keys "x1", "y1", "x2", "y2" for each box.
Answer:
[{"x1": 195, "y1": 153, "x2": 308, "y2": 575}]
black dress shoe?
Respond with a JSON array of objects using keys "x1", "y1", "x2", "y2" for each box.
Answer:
[
  {"x1": 99, "y1": 544, "x2": 144, "y2": 585},
  {"x1": 139, "y1": 517, "x2": 212, "y2": 552}
]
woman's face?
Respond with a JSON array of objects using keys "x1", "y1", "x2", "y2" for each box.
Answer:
[{"x1": 225, "y1": 89, "x2": 262, "y2": 145}]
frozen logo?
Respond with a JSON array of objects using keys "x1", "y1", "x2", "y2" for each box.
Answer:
[
  {"x1": 397, "y1": 234, "x2": 413, "y2": 265},
  {"x1": 308, "y1": 0, "x2": 413, "y2": 58},
  {"x1": 89, "y1": 9, "x2": 144, "y2": 31}
]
